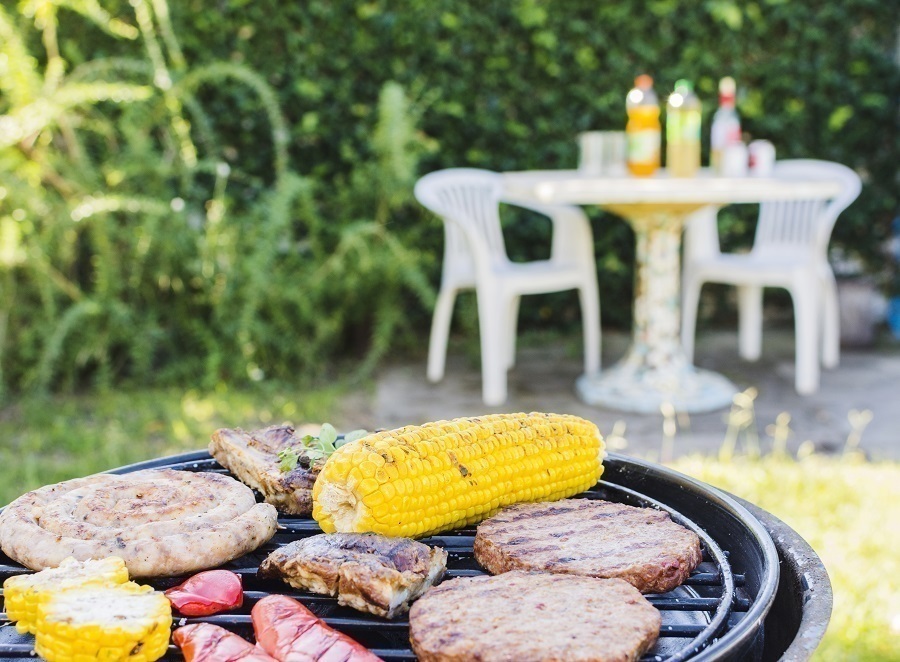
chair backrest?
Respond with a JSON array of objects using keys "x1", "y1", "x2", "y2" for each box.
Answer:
[
  {"x1": 414, "y1": 169, "x2": 509, "y2": 272},
  {"x1": 752, "y1": 159, "x2": 862, "y2": 258}
]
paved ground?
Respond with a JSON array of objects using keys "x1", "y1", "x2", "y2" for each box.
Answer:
[{"x1": 343, "y1": 329, "x2": 900, "y2": 461}]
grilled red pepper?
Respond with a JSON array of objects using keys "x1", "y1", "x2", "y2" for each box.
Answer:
[{"x1": 165, "y1": 569, "x2": 244, "y2": 616}]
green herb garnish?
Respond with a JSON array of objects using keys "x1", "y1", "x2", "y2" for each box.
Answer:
[{"x1": 278, "y1": 424, "x2": 369, "y2": 472}]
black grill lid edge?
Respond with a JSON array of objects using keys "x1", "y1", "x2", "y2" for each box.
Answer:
[
  {"x1": 105, "y1": 449, "x2": 212, "y2": 474},
  {"x1": 734, "y1": 497, "x2": 832, "y2": 662}
]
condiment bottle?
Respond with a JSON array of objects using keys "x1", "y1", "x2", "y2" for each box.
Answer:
[
  {"x1": 666, "y1": 79, "x2": 702, "y2": 177},
  {"x1": 710, "y1": 77, "x2": 742, "y2": 174},
  {"x1": 625, "y1": 75, "x2": 661, "y2": 177}
]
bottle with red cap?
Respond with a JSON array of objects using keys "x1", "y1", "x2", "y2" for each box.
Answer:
[
  {"x1": 710, "y1": 77, "x2": 742, "y2": 174},
  {"x1": 625, "y1": 74, "x2": 661, "y2": 177}
]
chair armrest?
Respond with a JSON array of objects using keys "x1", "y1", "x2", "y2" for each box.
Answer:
[{"x1": 501, "y1": 197, "x2": 594, "y2": 264}]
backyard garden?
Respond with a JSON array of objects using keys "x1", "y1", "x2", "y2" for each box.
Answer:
[{"x1": 1, "y1": 1, "x2": 898, "y2": 660}]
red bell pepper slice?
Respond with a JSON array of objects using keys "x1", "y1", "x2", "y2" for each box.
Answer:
[{"x1": 165, "y1": 569, "x2": 244, "y2": 616}]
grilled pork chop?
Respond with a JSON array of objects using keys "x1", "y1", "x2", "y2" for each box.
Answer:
[
  {"x1": 258, "y1": 533, "x2": 447, "y2": 618},
  {"x1": 209, "y1": 425, "x2": 324, "y2": 515},
  {"x1": 409, "y1": 571, "x2": 661, "y2": 662},
  {"x1": 474, "y1": 499, "x2": 702, "y2": 593}
]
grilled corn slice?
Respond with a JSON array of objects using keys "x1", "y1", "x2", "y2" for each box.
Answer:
[
  {"x1": 313, "y1": 412, "x2": 604, "y2": 538},
  {"x1": 3, "y1": 556, "x2": 129, "y2": 634},
  {"x1": 33, "y1": 582, "x2": 172, "y2": 662}
]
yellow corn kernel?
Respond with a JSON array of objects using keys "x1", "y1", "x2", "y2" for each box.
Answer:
[
  {"x1": 33, "y1": 582, "x2": 171, "y2": 662},
  {"x1": 313, "y1": 412, "x2": 604, "y2": 537},
  {"x1": 3, "y1": 557, "x2": 129, "y2": 635}
]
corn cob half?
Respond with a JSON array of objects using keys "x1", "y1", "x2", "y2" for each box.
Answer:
[
  {"x1": 3, "y1": 556, "x2": 129, "y2": 634},
  {"x1": 33, "y1": 582, "x2": 172, "y2": 662},
  {"x1": 313, "y1": 412, "x2": 604, "y2": 538}
]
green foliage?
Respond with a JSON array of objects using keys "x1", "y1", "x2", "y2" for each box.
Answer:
[
  {"x1": 0, "y1": 0, "x2": 434, "y2": 397},
  {"x1": 1, "y1": 0, "x2": 897, "y2": 395},
  {"x1": 162, "y1": 0, "x2": 897, "y2": 327}
]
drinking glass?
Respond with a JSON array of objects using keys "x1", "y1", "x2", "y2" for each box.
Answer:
[{"x1": 578, "y1": 131, "x2": 627, "y2": 176}]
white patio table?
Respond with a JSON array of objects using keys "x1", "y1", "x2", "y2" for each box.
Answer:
[{"x1": 501, "y1": 169, "x2": 843, "y2": 413}]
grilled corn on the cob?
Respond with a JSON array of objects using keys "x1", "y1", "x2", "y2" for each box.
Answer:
[
  {"x1": 33, "y1": 582, "x2": 172, "y2": 662},
  {"x1": 313, "y1": 412, "x2": 604, "y2": 538},
  {"x1": 3, "y1": 556, "x2": 129, "y2": 634}
]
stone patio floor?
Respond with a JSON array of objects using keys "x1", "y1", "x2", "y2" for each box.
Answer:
[{"x1": 338, "y1": 329, "x2": 900, "y2": 461}]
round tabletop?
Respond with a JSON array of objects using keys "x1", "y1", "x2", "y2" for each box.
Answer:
[{"x1": 502, "y1": 169, "x2": 843, "y2": 206}]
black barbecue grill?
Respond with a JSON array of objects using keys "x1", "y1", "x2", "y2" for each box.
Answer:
[{"x1": 0, "y1": 451, "x2": 830, "y2": 661}]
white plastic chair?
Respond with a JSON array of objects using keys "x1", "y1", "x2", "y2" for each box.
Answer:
[
  {"x1": 681, "y1": 159, "x2": 862, "y2": 394},
  {"x1": 415, "y1": 168, "x2": 601, "y2": 405}
]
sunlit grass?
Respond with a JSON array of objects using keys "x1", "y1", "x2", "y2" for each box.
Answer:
[
  {"x1": 671, "y1": 453, "x2": 900, "y2": 661},
  {"x1": 0, "y1": 384, "x2": 344, "y2": 505}
]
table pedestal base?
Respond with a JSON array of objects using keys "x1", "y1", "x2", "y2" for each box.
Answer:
[
  {"x1": 576, "y1": 362, "x2": 737, "y2": 414},
  {"x1": 577, "y1": 202, "x2": 737, "y2": 413}
]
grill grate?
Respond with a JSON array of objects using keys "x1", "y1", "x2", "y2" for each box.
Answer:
[{"x1": 0, "y1": 453, "x2": 759, "y2": 661}]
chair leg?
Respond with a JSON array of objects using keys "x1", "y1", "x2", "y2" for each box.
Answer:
[
  {"x1": 506, "y1": 296, "x2": 521, "y2": 369},
  {"x1": 477, "y1": 289, "x2": 508, "y2": 406},
  {"x1": 427, "y1": 286, "x2": 457, "y2": 382},
  {"x1": 578, "y1": 279, "x2": 601, "y2": 376},
  {"x1": 680, "y1": 275, "x2": 702, "y2": 363},
  {"x1": 791, "y1": 278, "x2": 820, "y2": 395},
  {"x1": 821, "y1": 270, "x2": 840, "y2": 369},
  {"x1": 737, "y1": 285, "x2": 763, "y2": 362}
]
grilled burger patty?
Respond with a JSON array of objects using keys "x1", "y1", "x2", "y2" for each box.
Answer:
[
  {"x1": 409, "y1": 571, "x2": 661, "y2": 662},
  {"x1": 210, "y1": 425, "x2": 325, "y2": 515},
  {"x1": 259, "y1": 533, "x2": 447, "y2": 618},
  {"x1": 474, "y1": 499, "x2": 702, "y2": 593},
  {"x1": 0, "y1": 469, "x2": 277, "y2": 577}
]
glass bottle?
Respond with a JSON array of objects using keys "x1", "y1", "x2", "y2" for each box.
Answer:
[
  {"x1": 666, "y1": 79, "x2": 702, "y2": 177},
  {"x1": 710, "y1": 77, "x2": 742, "y2": 174}
]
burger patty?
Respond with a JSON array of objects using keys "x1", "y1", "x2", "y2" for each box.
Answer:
[
  {"x1": 0, "y1": 469, "x2": 277, "y2": 577},
  {"x1": 259, "y1": 533, "x2": 447, "y2": 618},
  {"x1": 409, "y1": 571, "x2": 660, "y2": 662},
  {"x1": 474, "y1": 499, "x2": 702, "y2": 593}
]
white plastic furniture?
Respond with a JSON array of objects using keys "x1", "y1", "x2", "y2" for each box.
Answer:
[
  {"x1": 502, "y1": 169, "x2": 844, "y2": 413},
  {"x1": 681, "y1": 160, "x2": 862, "y2": 394},
  {"x1": 414, "y1": 168, "x2": 601, "y2": 406}
]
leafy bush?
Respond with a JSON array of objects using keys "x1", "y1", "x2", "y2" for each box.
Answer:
[
  {"x1": 0, "y1": 0, "x2": 433, "y2": 397},
  {"x1": 1, "y1": 0, "x2": 897, "y2": 395}
]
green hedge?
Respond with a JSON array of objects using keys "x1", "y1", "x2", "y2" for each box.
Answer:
[
  {"x1": 1, "y1": 0, "x2": 897, "y2": 395},
  {"x1": 170, "y1": 0, "x2": 898, "y2": 318}
]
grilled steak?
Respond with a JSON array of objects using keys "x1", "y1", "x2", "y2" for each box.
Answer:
[
  {"x1": 0, "y1": 469, "x2": 277, "y2": 577},
  {"x1": 209, "y1": 425, "x2": 325, "y2": 515},
  {"x1": 409, "y1": 571, "x2": 660, "y2": 662},
  {"x1": 474, "y1": 499, "x2": 702, "y2": 593},
  {"x1": 259, "y1": 533, "x2": 447, "y2": 618}
]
